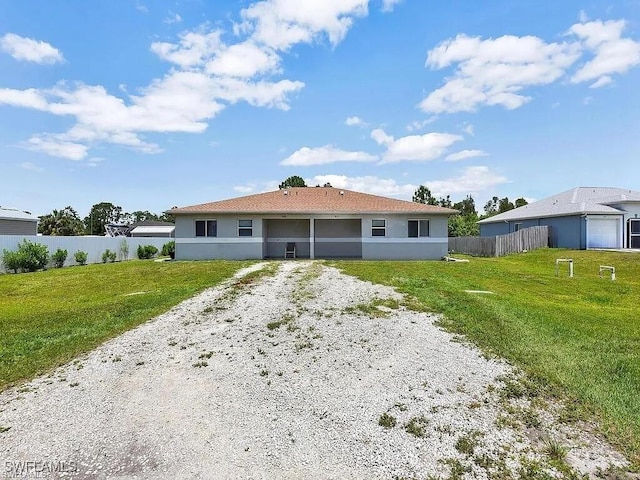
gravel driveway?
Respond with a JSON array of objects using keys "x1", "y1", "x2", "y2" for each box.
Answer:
[{"x1": 0, "y1": 261, "x2": 628, "y2": 479}]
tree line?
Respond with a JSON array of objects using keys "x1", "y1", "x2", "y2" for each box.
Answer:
[
  {"x1": 412, "y1": 185, "x2": 527, "y2": 237},
  {"x1": 38, "y1": 203, "x2": 174, "y2": 236}
]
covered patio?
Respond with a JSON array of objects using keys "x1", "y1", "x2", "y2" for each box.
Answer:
[{"x1": 262, "y1": 218, "x2": 363, "y2": 259}]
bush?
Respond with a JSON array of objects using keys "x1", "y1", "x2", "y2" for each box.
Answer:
[
  {"x1": 102, "y1": 249, "x2": 117, "y2": 263},
  {"x1": 161, "y1": 241, "x2": 175, "y2": 259},
  {"x1": 137, "y1": 245, "x2": 158, "y2": 260},
  {"x1": 2, "y1": 249, "x2": 24, "y2": 273},
  {"x1": 74, "y1": 250, "x2": 88, "y2": 265},
  {"x1": 51, "y1": 248, "x2": 68, "y2": 268},
  {"x1": 1, "y1": 241, "x2": 49, "y2": 273}
]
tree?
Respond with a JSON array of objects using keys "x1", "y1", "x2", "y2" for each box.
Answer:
[
  {"x1": 437, "y1": 195, "x2": 452, "y2": 208},
  {"x1": 38, "y1": 207, "x2": 85, "y2": 236},
  {"x1": 483, "y1": 196, "x2": 499, "y2": 217},
  {"x1": 453, "y1": 195, "x2": 477, "y2": 217},
  {"x1": 84, "y1": 202, "x2": 123, "y2": 235},
  {"x1": 412, "y1": 185, "x2": 437, "y2": 205},
  {"x1": 498, "y1": 197, "x2": 515, "y2": 213},
  {"x1": 279, "y1": 176, "x2": 307, "y2": 189},
  {"x1": 448, "y1": 213, "x2": 479, "y2": 237},
  {"x1": 515, "y1": 197, "x2": 528, "y2": 208}
]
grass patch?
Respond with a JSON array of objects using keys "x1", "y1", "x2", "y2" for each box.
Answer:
[
  {"x1": 378, "y1": 412, "x2": 397, "y2": 429},
  {"x1": 404, "y1": 416, "x2": 429, "y2": 438},
  {"x1": 0, "y1": 260, "x2": 253, "y2": 390},
  {"x1": 334, "y1": 249, "x2": 640, "y2": 466}
]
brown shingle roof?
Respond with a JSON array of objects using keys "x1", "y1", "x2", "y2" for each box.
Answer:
[{"x1": 170, "y1": 187, "x2": 458, "y2": 215}]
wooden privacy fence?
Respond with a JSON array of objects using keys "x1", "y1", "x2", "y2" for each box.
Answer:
[{"x1": 448, "y1": 226, "x2": 550, "y2": 257}]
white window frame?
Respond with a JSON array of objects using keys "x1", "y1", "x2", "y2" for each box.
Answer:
[
  {"x1": 514, "y1": 222, "x2": 523, "y2": 232},
  {"x1": 238, "y1": 219, "x2": 253, "y2": 237},
  {"x1": 408, "y1": 219, "x2": 430, "y2": 238},
  {"x1": 195, "y1": 219, "x2": 217, "y2": 237},
  {"x1": 371, "y1": 219, "x2": 386, "y2": 237}
]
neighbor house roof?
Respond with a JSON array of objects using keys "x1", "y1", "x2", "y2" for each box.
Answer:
[
  {"x1": 169, "y1": 187, "x2": 458, "y2": 215},
  {"x1": 478, "y1": 187, "x2": 640, "y2": 224},
  {"x1": 130, "y1": 225, "x2": 175, "y2": 235},
  {"x1": 130, "y1": 220, "x2": 175, "y2": 227},
  {"x1": 0, "y1": 207, "x2": 37, "y2": 222}
]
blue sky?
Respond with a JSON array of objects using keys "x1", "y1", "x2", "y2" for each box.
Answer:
[{"x1": 1, "y1": 0, "x2": 639, "y2": 217}]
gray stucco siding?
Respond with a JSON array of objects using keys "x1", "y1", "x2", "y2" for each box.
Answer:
[
  {"x1": 175, "y1": 213, "x2": 451, "y2": 260},
  {"x1": 363, "y1": 240, "x2": 448, "y2": 260},
  {"x1": 175, "y1": 240, "x2": 262, "y2": 260}
]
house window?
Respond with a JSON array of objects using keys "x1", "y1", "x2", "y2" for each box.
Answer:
[
  {"x1": 408, "y1": 219, "x2": 430, "y2": 237},
  {"x1": 372, "y1": 219, "x2": 386, "y2": 237},
  {"x1": 195, "y1": 220, "x2": 217, "y2": 237},
  {"x1": 238, "y1": 219, "x2": 253, "y2": 237},
  {"x1": 514, "y1": 223, "x2": 522, "y2": 232}
]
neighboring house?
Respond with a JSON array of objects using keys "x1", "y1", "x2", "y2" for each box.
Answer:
[
  {"x1": 478, "y1": 187, "x2": 640, "y2": 249},
  {"x1": 0, "y1": 207, "x2": 37, "y2": 235},
  {"x1": 129, "y1": 220, "x2": 175, "y2": 238},
  {"x1": 169, "y1": 187, "x2": 457, "y2": 260}
]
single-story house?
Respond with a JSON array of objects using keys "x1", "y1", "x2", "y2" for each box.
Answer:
[
  {"x1": 129, "y1": 220, "x2": 175, "y2": 238},
  {"x1": 0, "y1": 207, "x2": 37, "y2": 235},
  {"x1": 478, "y1": 187, "x2": 640, "y2": 249},
  {"x1": 168, "y1": 186, "x2": 457, "y2": 260}
]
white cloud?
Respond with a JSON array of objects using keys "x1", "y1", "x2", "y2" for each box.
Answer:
[
  {"x1": 206, "y1": 41, "x2": 281, "y2": 77},
  {"x1": 406, "y1": 118, "x2": 436, "y2": 132},
  {"x1": 425, "y1": 166, "x2": 509, "y2": 197},
  {"x1": 20, "y1": 161, "x2": 44, "y2": 172},
  {"x1": 239, "y1": 0, "x2": 369, "y2": 50},
  {"x1": 569, "y1": 20, "x2": 640, "y2": 86},
  {"x1": 87, "y1": 157, "x2": 104, "y2": 168},
  {"x1": 460, "y1": 121, "x2": 474, "y2": 136},
  {"x1": 280, "y1": 145, "x2": 377, "y2": 166},
  {"x1": 25, "y1": 136, "x2": 89, "y2": 160},
  {"x1": 445, "y1": 149, "x2": 488, "y2": 162},
  {"x1": 381, "y1": 0, "x2": 402, "y2": 13},
  {"x1": 579, "y1": 10, "x2": 589, "y2": 23},
  {"x1": 421, "y1": 33, "x2": 581, "y2": 113},
  {"x1": 589, "y1": 75, "x2": 612, "y2": 88},
  {"x1": 233, "y1": 184, "x2": 257, "y2": 193},
  {"x1": 164, "y1": 11, "x2": 183, "y2": 24},
  {"x1": 307, "y1": 174, "x2": 417, "y2": 197},
  {"x1": 136, "y1": 2, "x2": 148, "y2": 13},
  {"x1": 0, "y1": 33, "x2": 64, "y2": 64},
  {"x1": 583, "y1": 96, "x2": 593, "y2": 105},
  {"x1": 345, "y1": 115, "x2": 364, "y2": 126},
  {"x1": 371, "y1": 128, "x2": 462, "y2": 163},
  {"x1": 1, "y1": 0, "x2": 372, "y2": 160}
]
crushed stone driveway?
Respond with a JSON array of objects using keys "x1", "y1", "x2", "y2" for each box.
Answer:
[{"x1": 0, "y1": 261, "x2": 629, "y2": 479}]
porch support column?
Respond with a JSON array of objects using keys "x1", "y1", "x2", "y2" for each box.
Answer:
[{"x1": 310, "y1": 217, "x2": 315, "y2": 259}]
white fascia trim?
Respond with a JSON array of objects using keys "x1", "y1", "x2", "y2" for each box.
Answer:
[{"x1": 177, "y1": 237, "x2": 262, "y2": 244}]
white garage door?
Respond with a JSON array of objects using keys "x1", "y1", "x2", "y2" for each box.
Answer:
[{"x1": 587, "y1": 218, "x2": 620, "y2": 249}]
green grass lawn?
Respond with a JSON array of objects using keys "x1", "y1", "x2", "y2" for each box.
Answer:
[
  {"x1": 334, "y1": 249, "x2": 640, "y2": 466},
  {"x1": 0, "y1": 260, "x2": 251, "y2": 390}
]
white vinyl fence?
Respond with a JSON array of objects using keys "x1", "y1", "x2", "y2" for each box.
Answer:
[{"x1": 0, "y1": 235, "x2": 170, "y2": 272}]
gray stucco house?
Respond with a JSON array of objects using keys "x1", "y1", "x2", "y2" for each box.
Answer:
[
  {"x1": 0, "y1": 207, "x2": 37, "y2": 235},
  {"x1": 169, "y1": 187, "x2": 457, "y2": 260},
  {"x1": 478, "y1": 187, "x2": 640, "y2": 249}
]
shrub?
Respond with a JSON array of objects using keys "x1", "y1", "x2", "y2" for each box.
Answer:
[
  {"x1": 2, "y1": 249, "x2": 24, "y2": 273},
  {"x1": 51, "y1": 248, "x2": 68, "y2": 268},
  {"x1": 74, "y1": 250, "x2": 88, "y2": 265},
  {"x1": 137, "y1": 245, "x2": 158, "y2": 260},
  {"x1": 3, "y1": 240, "x2": 49, "y2": 273},
  {"x1": 102, "y1": 249, "x2": 116, "y2": 263},
  {"x1": 161, "y1": 241, "x2": 175, "y2": 259}
]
